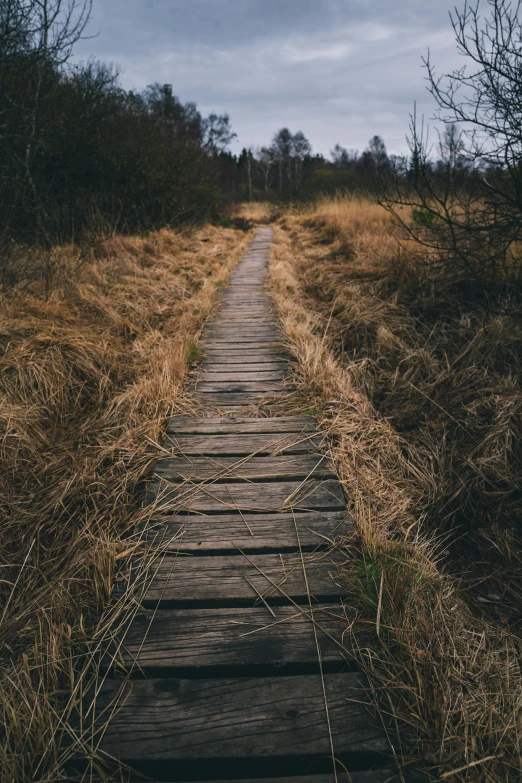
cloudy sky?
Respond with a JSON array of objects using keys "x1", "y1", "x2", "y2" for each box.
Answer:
[{"x1": 74, "y1": 0, "x2": 465, "y2": 157}]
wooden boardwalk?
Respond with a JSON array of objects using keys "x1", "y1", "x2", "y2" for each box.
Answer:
[{"x1": 93, "y1": 229, "x2": 395, "y2": 782}]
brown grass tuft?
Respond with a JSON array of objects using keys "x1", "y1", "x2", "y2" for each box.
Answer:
[
  {"x1": 0, "y1": 224, "x2": 252, "y2": 780},
  {"x1": 269, "y1": 196, "x2": 522, "y2": 781}
]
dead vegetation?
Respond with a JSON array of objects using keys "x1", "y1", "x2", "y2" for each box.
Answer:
[
  {"x1": 231, "y1": 201, "x2": 275, "y2": 224},
  {"x1": 269, "y1": 195, "x2": 522, "y2": 781},
  {"x1": 0, "y1": 224, "x2": 252, "y2": 781}
]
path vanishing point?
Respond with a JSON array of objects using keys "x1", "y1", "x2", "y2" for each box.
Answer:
[{"x1": 93, "y1": 228, "x2": 396, "y2": 782}]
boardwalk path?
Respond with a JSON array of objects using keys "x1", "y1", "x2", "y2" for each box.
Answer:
[{"x1": 95, "y1": 229, "x2": 395, "y2": 782}]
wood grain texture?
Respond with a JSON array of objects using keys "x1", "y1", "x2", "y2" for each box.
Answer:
[
  {"x1": 164, "y1": 431, "x2": 323, "y2": 455},
  {"x1": 146, "y1": 479, "x2": 345, "y2": 514},
  {"x1": 167, "y1": 416, "x2": 315, "y2": 435},
  {"x1": 201, "y1": 363, "x2": 288, "y2": 373},
  {"x1": 204, "y1": 340, "x2": 280, "y2": 348},
  {"x1": 201, "y1": 352, "x2": 288, "y2": 364},
  {"x1": 196, "y1": 381, "x2": 285, "y2": 393},
  {"x1": 198, "y1": 371, "x2": 286, "y2": 382},
  {"x1": 194, "y1": 392, "x2": 285, "y2": 405},
  {"x1": 206, "y1": 327, "x2": 275, "y2": 334},
  {"x1": 142, "y1": 551, "x2": 346, "y2": 605},
  {"x1": 146, "y1": 510, "x2": 351, "y2": 552},
  {"x1": 113, "y1": 604, "x2": 349, "y2": 670},
  {"x1": 153, "y1": 454, "x2": 334, "y2": 482},
  {"x1": 94, "y1": 673, "x2": 388, "y2": 761}
]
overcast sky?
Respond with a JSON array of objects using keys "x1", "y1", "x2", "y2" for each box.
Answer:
[{"x1": 73, "y1": 0, "x2": 465, "y2": 158}]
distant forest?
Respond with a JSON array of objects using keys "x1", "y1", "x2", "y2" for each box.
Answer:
[
  {"x1": 220, "y1": 131, "x2": 394, "y2": 202},
  {"x1": 0, "y1": 0, "x2": 444, "y2": 247},
  {"x1": 0, "y1": 0, "x2": 500, "y2": 265}
]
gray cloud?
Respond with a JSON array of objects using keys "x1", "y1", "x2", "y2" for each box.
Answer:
[{"x1": 74, "y1": 0, "x2": 464, "y2": 155}]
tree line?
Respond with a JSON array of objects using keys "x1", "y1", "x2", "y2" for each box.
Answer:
[
  {"x1": 0, "y1": 0, "x2": 234, "y2": 284},
  {"x1": 2, "y1": 0, "x2": 522, "y2": 302},
  {"x1": 219, "y1": 131, "x2": 395, "y2": 201}
]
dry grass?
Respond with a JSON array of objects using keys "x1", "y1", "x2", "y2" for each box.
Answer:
[
  {"x1": 269, "y1": 195, "x2": 522, "y2": 781},
  {"x1": 0, "y1": 223, "x2": 253, "y2": 781},
  {"x1": 231, "y1": 201, "x2": 274, "y2": 223}
]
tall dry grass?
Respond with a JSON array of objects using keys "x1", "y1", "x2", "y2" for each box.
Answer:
[
  {"x1": 231, "y1": 201, "x2": 274, "y2": 223},
  {"x1": 0, "y1": 224, "x2": 252, "y2": 781},
  {"x1": 269, "y1": 195, "x2": 522, "y2": 781}
]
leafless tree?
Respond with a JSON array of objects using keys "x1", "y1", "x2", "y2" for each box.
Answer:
[
  {"x1": 292, "y1": 130, "x2": 312, "y2": 189},
  {"x1": 256, "y1": 146, "x2": 275, "y2": 192},
  {"x1": 1, "y1": 0, "x2": 92, "y2": 290},
  {"x1": 380, "y1": 0, "x2": 522, "y2": 298}
]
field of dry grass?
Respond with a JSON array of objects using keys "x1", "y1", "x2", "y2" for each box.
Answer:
[
  {"x1": 0, "y1": 224, "x2": 253, "y2": 781},
  {"x1": 232, "y1": 201, "x2": 274, "y2": 223},
  {"x1": 269, "y1": 195, "x2": 522, "y2": 781}
]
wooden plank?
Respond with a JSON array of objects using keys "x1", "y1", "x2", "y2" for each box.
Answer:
[
  {"x1": 198, "y1": 372, "x2": 285, "y2": 380},
  {"x1": 216, "y1": 305, "x2": 270, "y2": 311},
  {"x1": 195, "y1": 392, "x2": 286, "y2": 405},
  {"x1": 201, "y1": 352, "x2": 287, "y2": 364},
  {"x1": 147, "y1": 510, "x2": 351, "y2": 552},
  {"x1": 205, "y1": 322, "x2": 276, "y2": 329},
  {"x1": 200, "y1": 363, "x2": 287, "y2": 372},
  {"x1": 204, "y1": 336, "x2": 278, "y2": 343},
  {"x1": 208, "y1": 319, "x2": 273, "y2": 326},
  {"x1": 214, "y1": 311, "x2": 272, "y2": 316},
  {"x1": 94, "y1": 673, "x2": 388, "y2": 762},
  {"x1": 213, "y1": 306, "x2": 271, "y2": 311},
  {"x1": 208, "y1": 320, "x2": 273, "y2": 327},
  {"x1": 198, "y1": 371, "x2": 285, "y2": 382},
  {"x1": 203, "y1": 344, "x2": 281, "y2": 351},
  {"x1": 204, "y1": 337, "x2": 280, "y2": 345},
  {"x1": 204, "y1": 327, "x2": 278, "y2": 336},
  {"x1": 167, "y1": 416, "x2": 315, "y2": 435},
  {"x1": 153, "y1": 454, "x2": 334, "y2": 482},
  {"x1": 208, "y1": 310, "x2": 272, "y2": 315},
  {"x1": 141, "y1": 551, "x2": 346, "y2": 605},
  {"x1": 195, "y1": 381, "x2": 284, "y2": 392},
  {"x1": 203, "y1": 336, "x2": 279, "y2": 345},
  {"x1": 164, "y1": 431, "x2": 323, "y2": 455},
  {"x1": 215, "y1": 312, "x2": 271, "y2": 318},
  {"x1": 111, "y1": 604, "x2": 352, "y2": 670},
  {"x1": 147, "y1": 479, "x2": 345, "y2": 514}
]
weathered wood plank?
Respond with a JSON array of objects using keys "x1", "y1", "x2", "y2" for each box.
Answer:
[
  {"x1": 167, "y1": 416, "x2": 315, "y2": 435},
  {"x1": 147, "y1": 479, "x2": 345, "y2": 514},
  {"x1": 164, "y1": 431, "x2": 323, "y2": 455},
  {"x1": 141, "y1": 551, "x2": 346, "y2": 605},
  {"x1": 204, "y1": 337, "x2": 280, "y2": 346},
  {"x1": 201, "y1": 363, "x2": 287, "y2": 373},
  {"x1": 196, "y1": 381, "x2": 285, "y2": 393},
  {"x1": 214, "y1": 310, "x2": 275, "y2": 316},
  {"x1": 94, "y1": 673, "x2": 388, "y2": 762},
  {"x1": 207, "y1": 310, "x2": 275, "y2": 316},
  {"x1": 211, "y1": 308, "x2": 271, "y2": 314},
  {"x1": 198, "y1": 376, "x2": 285, "y2": 383},
  {"x1": 195, "y1": 392, "x2": 287, "y2": 405},
  {"x1": 201, "y1": 352, "x2": 287, "y2": 364},
  {"x1": 153, "y1": 454, "x2": 334, "y2": 482},
  {"x1": 147, "y1": 509, "x2": 351, "y2": 552},
  {"x1": 205, "y1": 323, "x2": 276, "y2": 330},
  {"x1": 205, "y1": 327, "x2": 278, "y2": 335},
  {"x1": 111, "y1": 604, "x2": 354, "y2": 670}
]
